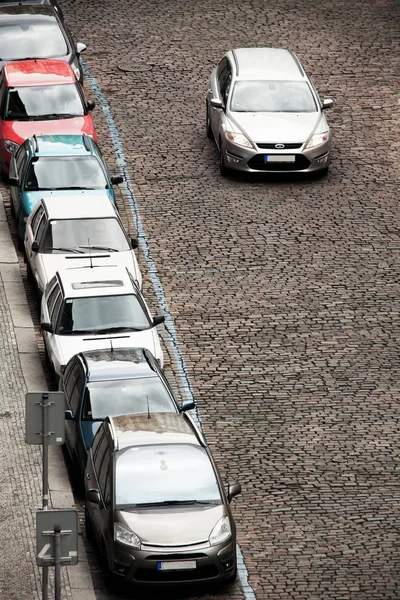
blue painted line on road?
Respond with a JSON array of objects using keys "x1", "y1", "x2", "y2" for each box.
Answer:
[{"x1": 82, "y1": 60, "x2": 256, "y2": 600}]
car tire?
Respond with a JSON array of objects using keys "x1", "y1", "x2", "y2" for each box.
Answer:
[
  {"x1": 26, "y1": 260, "x2": 34, "y2": 283},
  {"x1": 206, "y1": 105, "x2": 213, "y2": 139},
  {"x1": 226, "y1": 565, "x2": 238, "y2": 584},
  {"x1": 219, "y1": 142, "x2": 229, "y2": 177},
  {"x1": 10, "y1": 199, "x2": 15, "y2": 218},
  {"x1": 85, "y1": 505, "x2": 94, "y2": 542}
]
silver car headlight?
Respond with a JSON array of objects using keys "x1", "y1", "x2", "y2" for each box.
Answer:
[
  {"x1": 4, "y1": 139, "x2": 19, "y2": 154},
  {"x1": 225, "y1": 131, "x2": 253, "y2": 148},
  {"x1": 305, "y1": 131, "x2": 329, "y2": 149},
  {"x1": 114, "y1": 522, "x2": 141, "y2": 549},
  {"x1": 209, "y1": 516, "x2": 231, "y2": 546}
]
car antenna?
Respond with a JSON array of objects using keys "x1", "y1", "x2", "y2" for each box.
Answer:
[
  {"x1": 88, "y1": 238, "x2": 93, "y2": 268},
  {"x1": 109, "y1": 338, "x2": 114, "y2": 352},
  {"x1": 147, "y1": 395, "x2": 151, "y2": 419}
]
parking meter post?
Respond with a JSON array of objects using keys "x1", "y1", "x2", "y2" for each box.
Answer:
[
  {"x1": 42, "y1": 566, "x2": 49, "y2": 600},
  {"x1": 54, "y1": 526, "x2": 61, "y2": 600}
]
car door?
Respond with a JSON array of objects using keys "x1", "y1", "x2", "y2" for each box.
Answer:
[
  {"x1": 9, "y1": 142, "x2": 29, "y2": 218},
  {"x1": 0, "y1": 79, "x2": 7, "y2": 171},
  {"x1": 211, "y1": 58, "x2": 232, "y2": 141},
  {"x1": 42, "y1": 279, "x2": 63, "y2": 373},
  {"x1": 90, "y1": 431, "x2": 112, "y2": 544},
  {"x1": 25, "y1": 203, "x2": 46, "y2": 289},
  {"x1": 64, "y1": 359, "x2": 85, "y2": 467}
]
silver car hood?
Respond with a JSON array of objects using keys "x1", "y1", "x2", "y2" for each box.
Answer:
[
  {"x1": 119, "y1": 504, "x2": 225, "y2": 546},
  {"x1": 231, "y1": 111, "x2": 321, "y2": 143}
]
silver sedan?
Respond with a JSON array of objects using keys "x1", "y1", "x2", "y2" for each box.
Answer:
[{"x1": 206, "y1": 47, "x2": 333, "y2": 176}]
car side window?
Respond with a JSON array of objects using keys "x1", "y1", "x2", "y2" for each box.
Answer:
[
  {"x1": 91, "y1": 426, "x2": 104, "y2": 458},
  {"x1": 98, "y1": 451, "x2": 111, "y2": 506},
  {"x1": 0, "y1": 80, "x2": 6, "y2": 116},
  {"x1": 69, "y1": 366, "x2": 84, "y2": 415},
  {"x1": 47, "y1": 282, "x2": 61, "y2": 319},
  {"x1": 30, "y1": 205, "x2": 44, "y2": 235},
  {"x1": 217, "y1": 58, "x2": 232, "y2": 104},
  {"x1": 94, "y1": 432, "x2": 109, "y2": 475},
  {"x1": 65, "y1": 361, "x2": 80, "y2": 410},
  {"x1": 16, "y1": 147, "x2": 29, "y2": 183},
  {"x1": 50, "y1": 290, "x2": 63, "y2": 329},
  {"x1": 35, "y1": 213, "x2": 47, "y2": 245}
]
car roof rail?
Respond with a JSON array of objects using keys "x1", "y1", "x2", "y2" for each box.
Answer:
[
  {"x1": 82, "y1": 133, "x2": 91, "y2": 152},
  {"x1": 32, "y1": 134, "x2": 39, "y2": 153}
]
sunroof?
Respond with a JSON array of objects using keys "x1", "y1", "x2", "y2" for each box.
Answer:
[{"x1": 72, "y1": 280, "x2": 123, "y2": 290}]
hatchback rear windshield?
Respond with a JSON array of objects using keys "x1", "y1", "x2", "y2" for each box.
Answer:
[
  {"x1": 116, "y1": 444, "x2": 221, "y2": 507},
  {"x1": 5, "y1": 83, "x2": 83, "y2": 119},
  {"x1": 83, "y1": 378, "x2": 175, "y2": 420},
  {"x1": 230, "y1": 80, "x2": 317, "y2": 113},
  {"x1": 25, "y1": 156, "x2": 108, "y2": 191},
  {"x1": 0, "y1": 18, "x2": 68, "y2": 59}
]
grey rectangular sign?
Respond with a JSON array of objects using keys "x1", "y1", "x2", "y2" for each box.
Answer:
[
  {"x1": 36, "y1": 509, "x2": 78, "y2": 566},
  {"x1": 26, "y1": 392, "x2": 65, "y2": 445}
]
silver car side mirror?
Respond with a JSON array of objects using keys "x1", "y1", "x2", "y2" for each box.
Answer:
[
  {"x1": 76, "y1": 42, "x2": 87, "y2": 54},
  {"x1": 322, "y1": 98, "x2": 333, "y2": 109},
  {"x1": 210, "y1": 98, "x2": 224, "y2": 110},
  {"x1": 227, "y1": 481, "x2": 241, "y2": 503}
]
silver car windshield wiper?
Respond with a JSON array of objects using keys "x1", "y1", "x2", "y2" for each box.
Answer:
[
  {"x1": 58, "y1": 328, "x2": 99, "y2": 335},
  {"x1": 123, "y1": 500, "x2": 220, "y2": 508},
  {"x1": 78, "y1": 245, "x2": 119, "y2": 252}
]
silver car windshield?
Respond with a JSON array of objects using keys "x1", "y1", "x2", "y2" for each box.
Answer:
[
  {"x1": 25, "y1": 156, "x2": 108, "y2": 191},
  {"x1": 0, "y1": 19, "x2": 68, "y2": 60},
  {"x1": 115, "y1": 444, "x2": 222, "y2": 507},
  {"x1": 5, "y1": 83, "x2": 83, "y2": 119},
  {"x1": 230, "y1": 80, "x2": 317, "y2": 113},
  {"x1": 56, "y1": 294, "x2": 150, "y2": 334},
  {"x1": 41, "y1": 218, "x2": 129, "y2": 254},
  {"x1": 83, "y1": 378, "x2": 175, "y2": 420}
]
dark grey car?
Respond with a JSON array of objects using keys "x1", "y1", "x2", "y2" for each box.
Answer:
[
  {"x1": 85, "y1": 413, "x2": 241, "y2": 587},
  {"x1": 0, "y1": 5, "x2": 86, "y2": 83}
]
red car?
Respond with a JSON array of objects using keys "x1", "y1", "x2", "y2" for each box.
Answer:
[{"x1": 0, "y1": 59, "x2": 97, "y2": 174}]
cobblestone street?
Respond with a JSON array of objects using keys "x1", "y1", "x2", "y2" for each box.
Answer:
[{"x1": 0, "y1": 0, "x2": 399, "y2": 599}]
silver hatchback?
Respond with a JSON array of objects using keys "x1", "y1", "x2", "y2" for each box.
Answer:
[{"x1": 206, "y1": 47, "x2": 333, "y2": 176}]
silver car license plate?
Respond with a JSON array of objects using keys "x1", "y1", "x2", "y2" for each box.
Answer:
[
  {"x1": 264, "y1": 155, "x2": 296, "y2": 163},
  {"x1": 157, "y1": 560, "x2": 196, "y2": 571}
]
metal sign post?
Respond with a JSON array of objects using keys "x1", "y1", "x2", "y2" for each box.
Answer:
[
  {"x1": 26, "y1": 392, "x2": 66, "y2": 600},
  {"x1": 36, "y1": 509, "x2": 78, "y2": 600}
]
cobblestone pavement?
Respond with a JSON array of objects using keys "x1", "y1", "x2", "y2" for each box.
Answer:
[
  {"x1": 1, "y1": 0, "x2": 399, "y2": 598},
  {"x1": 64, "y1": 0, "x2": 400, "y2": 598}
]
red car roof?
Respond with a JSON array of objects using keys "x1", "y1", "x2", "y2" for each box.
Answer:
[{"x1": 3, "y1": 60, "x2": 76, "y2": 87}]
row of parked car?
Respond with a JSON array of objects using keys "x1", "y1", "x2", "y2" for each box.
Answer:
[{"x1": 0, "y1": 0, "x2": 242, "y2": 590}]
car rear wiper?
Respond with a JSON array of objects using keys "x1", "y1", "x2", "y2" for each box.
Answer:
[
  {"x1": 46, "y1": 246, "x2": 85, "y2": 254},
  {"x1": 78, "y1": 245, "x2": 118, "y2": 252}
]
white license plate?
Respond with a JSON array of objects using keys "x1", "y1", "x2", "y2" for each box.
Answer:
[
  {"x1": 157, "y1": 560, "x2": 196, "y2": 571},
  {"x1": 264, "y1": 155, "x2": 296, "y2": 163}
]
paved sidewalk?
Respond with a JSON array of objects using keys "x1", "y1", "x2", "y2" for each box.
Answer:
[{"x1": 0, "y1": 193, "x2": 96, "y2": 600}]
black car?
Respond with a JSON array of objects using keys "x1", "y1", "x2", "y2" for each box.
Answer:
[
  {"x1": 0, "y1": 0, "x2": 63, "y2": 20},
  {"x1": 0, "y1": 5, "x2": 86, "y2": 83},
  {"x1": 60, "y1": 347, "x2": 195, "y2": 476}
]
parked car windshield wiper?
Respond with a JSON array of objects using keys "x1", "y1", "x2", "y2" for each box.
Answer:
[
  {"x1": 123, "y1": 500, "x2": 220, "y2": 508},
  {"x1": 45, "y1": 246, "x2": 85, "y2": 254},
  {"x1": 58, "y1": 328, "x2": 99, "y2": 335},
  {"x1": 94, "y1": 326, "x2": 145, "y2": 334},
  {"x1": 78, "y1": 245, "x2": 118, "y2": 252},
  {"x1": 36, "y1": 113, "x2": 81, "y2": 120}
]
